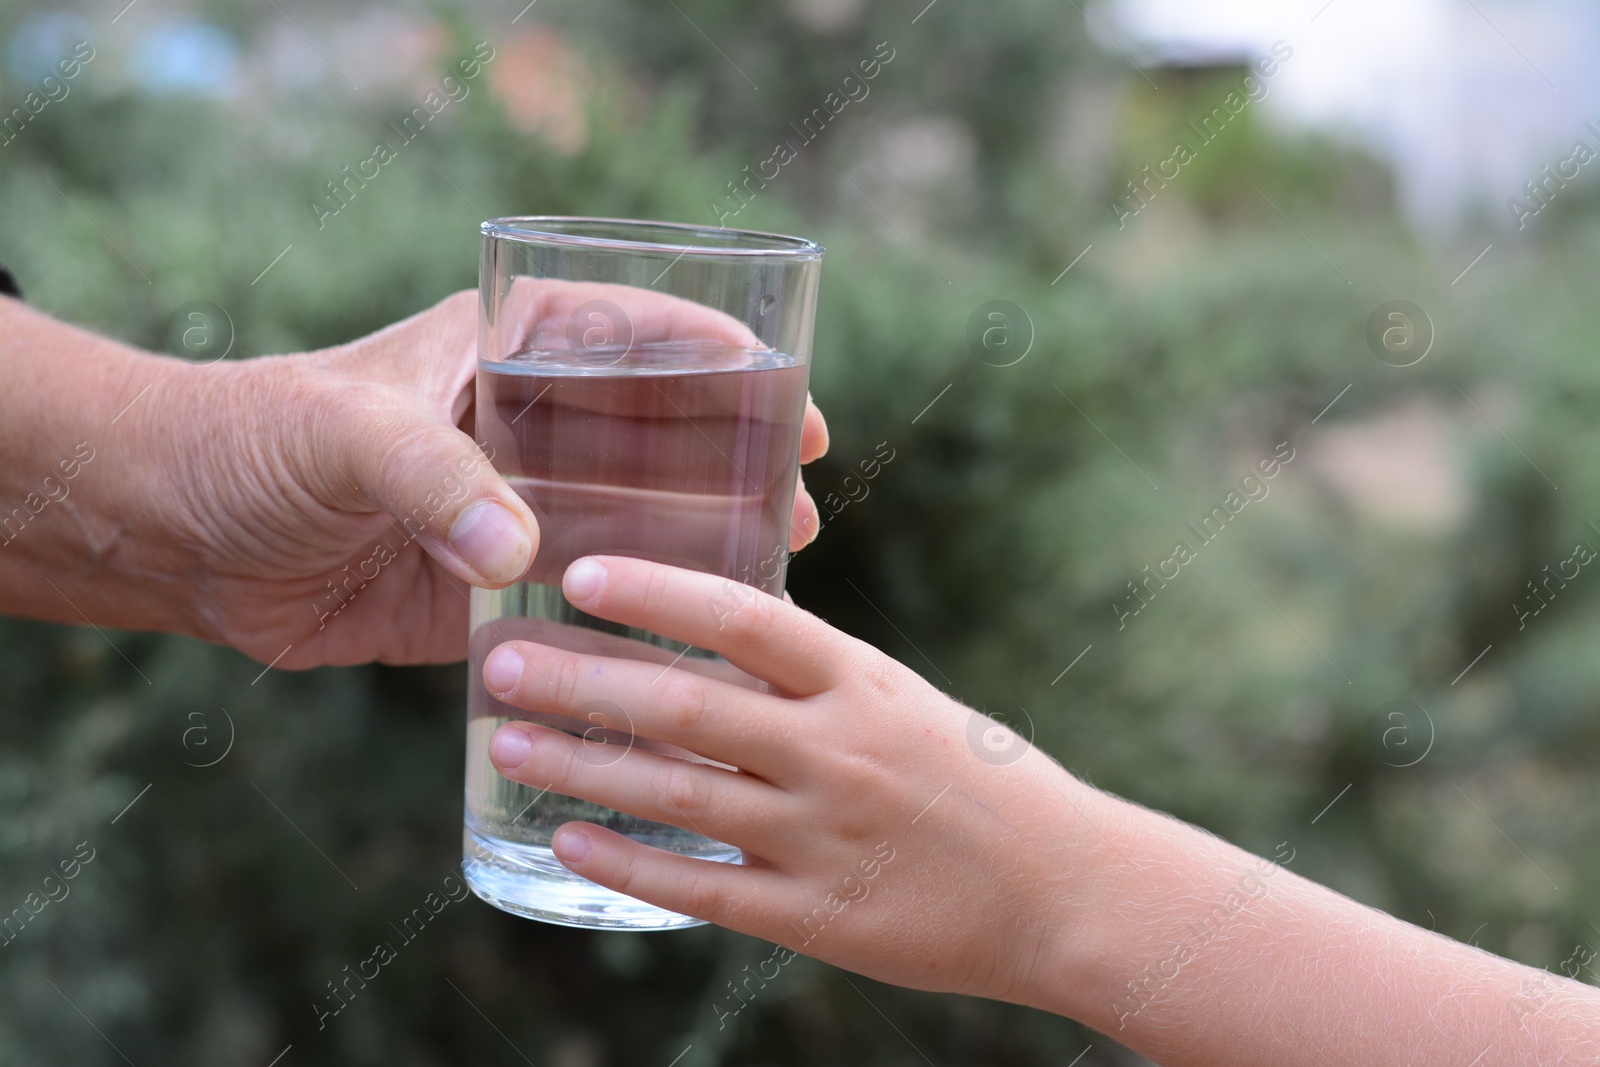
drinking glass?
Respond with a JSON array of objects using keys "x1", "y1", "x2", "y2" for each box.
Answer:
[{"x1": 464, "y1": 217, "x2": 823, "y2": 929}]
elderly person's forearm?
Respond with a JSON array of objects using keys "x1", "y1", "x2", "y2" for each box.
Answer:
[{"x1": 0, "y1": 298, "x2": 212, "y2": 635}]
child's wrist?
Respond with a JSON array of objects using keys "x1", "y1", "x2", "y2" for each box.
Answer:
[
  {"x1": 1011, "y1": 778, "x2": 1224, "y2": 1035},
  {"x1": 1005, "y1": 775, "x2": 1148, "y2": 1023}
]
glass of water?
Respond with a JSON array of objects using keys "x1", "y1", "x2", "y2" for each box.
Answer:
[{"x1": 463, "y1": 217, "x2": 824, "y2": 929}]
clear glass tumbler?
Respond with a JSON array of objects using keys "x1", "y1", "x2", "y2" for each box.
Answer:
[{"x1": 463, "y1": 217, "x2": 823, "y2": 929}]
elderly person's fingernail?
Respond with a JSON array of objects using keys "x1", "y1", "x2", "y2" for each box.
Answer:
[{"x1": 449, "y1": 501, "x2": 532, "y2": 584}]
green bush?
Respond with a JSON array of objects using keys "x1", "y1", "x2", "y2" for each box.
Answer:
[{"x1": 1, "y1": 2, "x2": 1595, "y2": 1063}]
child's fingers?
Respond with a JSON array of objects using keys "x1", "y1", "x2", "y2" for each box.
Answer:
[
  {"x1": 471, "y1": 614, "x2": 764, "y2": 688},
  {"x1": 550, "y1": 823, "x2": 788, "y2": 935},
  {"x1": 562, "y1": 556, "x2": 842, "y2": 696},
  {"x1": 489, "y1": 722, "x2": 781, "y2": 844},
  {"x1": 483, "y1": 640, "x2": 802, "y2": 781}
]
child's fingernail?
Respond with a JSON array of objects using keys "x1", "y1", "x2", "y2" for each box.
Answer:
[
  {"x1": 489, "y1": 724, "x2": 533, "y2": 768},
  {"x1": 552, "y1": 826, "x2": 591, "y2": 865},
  {"x1": 564, "y1": 558, "x2": 606, "y2": 603},
  {"x1": 483, "y1": 646, "x2": 524, "y2": 696}
]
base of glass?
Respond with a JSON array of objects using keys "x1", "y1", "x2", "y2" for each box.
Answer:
[{"x1": 462, "y1": 825, "x2": 737, "y2": 930}]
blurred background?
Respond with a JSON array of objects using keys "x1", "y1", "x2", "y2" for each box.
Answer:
[{"x1": 3, "y1": 0, "x2": 1599, "y2": 1063}]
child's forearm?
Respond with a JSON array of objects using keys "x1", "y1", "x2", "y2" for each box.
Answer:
[
  {"x1": 471, "y1": 555, "x2": 1598, "y2": 1063},
  {"x1": 1031, "y1": 788, "x2": 1600, "y2": 1066}
]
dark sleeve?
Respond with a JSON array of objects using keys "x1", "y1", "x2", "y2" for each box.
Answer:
[{"x1": 0, "y1": 264, "x2": 20, "y2": 301}]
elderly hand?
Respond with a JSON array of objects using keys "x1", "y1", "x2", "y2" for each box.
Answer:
[
  {"x1": 192, "y1": 286, "x2": 828, "y2": 668},
  {"x1": 0, "y1": 287, "x2": 826, "y2": 669}
]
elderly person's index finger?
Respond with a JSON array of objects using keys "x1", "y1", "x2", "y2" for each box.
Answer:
[
  {"x1": 560, "y1": 556, "x2": 840, "y2": 697},
  {"x1": 499, "y1": 277, "x2": 763, "y2": 353},
  {"x1": 800, "y1": 394, "x2": 829, "y2": 465}
]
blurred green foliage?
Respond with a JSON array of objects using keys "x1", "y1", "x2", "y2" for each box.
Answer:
[{"x1": 1, "y1": 1, "x2": 1597, "y2": 1064}]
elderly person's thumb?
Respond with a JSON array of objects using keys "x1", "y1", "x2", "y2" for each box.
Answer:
[
  {"x1": 340, "y1": 412, "x2": 538, "y2": 587},
  {"x1": 294, "y1": 290, "x2": 539, "y2": 589}
]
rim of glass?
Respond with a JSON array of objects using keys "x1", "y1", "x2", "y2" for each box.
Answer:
[{"x1": 481, "y1": 216, "x2": 824, "y2": 259}]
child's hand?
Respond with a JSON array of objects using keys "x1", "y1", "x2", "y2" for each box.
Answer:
[
  {"x1": 479, "y1": 557, "x2": 1600, "y2": 1066},
  {"x1": 481, "y1": 556, "x2": 1119, "y2": 1007}
]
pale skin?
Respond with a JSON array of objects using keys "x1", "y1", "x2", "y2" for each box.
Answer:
[
  {"x1": 5, "y1": 289, "x2": 1597, "y2": 1063},
  {"x1": 483, "y1": 555, "x2": 1600, "y2": 1067},
  {"x1": 0, "y1": 288, "x2": 826, "y2": 665}
]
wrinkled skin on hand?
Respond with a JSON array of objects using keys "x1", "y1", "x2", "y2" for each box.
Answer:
[{"x1": 169, "y1": 285, "x2": 827, "y2": 668}]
